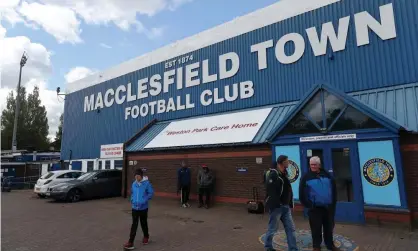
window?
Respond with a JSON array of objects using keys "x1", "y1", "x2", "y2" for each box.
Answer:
[
  {"x1": 105, "y1": 160, "x2": 111, "y2": 170},
  {"x1": 87, "y1": 161, "x2": 94, "y2": 172},
  {"x1": 329, "y1": 106, "x2": 382, "y2": 132},
  {"x1": 41, "y1": 172, "x2": 54, "y2": 179},
  {"x1": 71, "y1": 172, "x2": 82, "y2": 178},
  {"x1": 57, "y1": 172, "x2": 72, "y2": 179},
  {"x1": 280, "y1": 89, "x2": 383, "y2": 136},
  {"x1": 114, "y1": 160, "x2": 123, "y2": 170},
  {"x1": 96, "y1": 172, "x2": 108, "y2": 179},
  {"x1": 98, "y1": 161, "x2": 103, "y2": 170}
]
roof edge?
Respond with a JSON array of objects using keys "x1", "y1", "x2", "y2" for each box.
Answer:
[
  {"x1": 124, "y1": 119, "x2": 158, "y2": 148},
  {"x1": 65, "y1": 0, "x2": 340, "y2": 94}
]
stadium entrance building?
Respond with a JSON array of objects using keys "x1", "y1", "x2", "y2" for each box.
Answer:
[{"x1": 63, "y1": 0, "x2": 418, "y2": 225}]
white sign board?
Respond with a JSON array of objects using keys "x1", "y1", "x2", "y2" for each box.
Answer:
[
  {"x1": 100, "y1": 143, "x2": 124, "y2": 159},
  {"x1": 144, "y1": 108, "x2": 272, "y2": 149},
  {"x1": 300, "y1": 134, "x2": 356, "y2": 142}
]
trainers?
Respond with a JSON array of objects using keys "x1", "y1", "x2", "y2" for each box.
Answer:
[
  {"x1": 123, "y1": 242, "x2": 134, "y2": 250},
  {"x1": 181, "y1": 204, "x2": 187, "y2": 208},
  {"x1": 204, "y1": 204, "x2": 209, "y2": 209},
  {"x1": 142, "y1": 237, "x2": 149, "y2": 245},
  {"x1": 186, "y1": 203, "x2": 190, "y2": 208}
]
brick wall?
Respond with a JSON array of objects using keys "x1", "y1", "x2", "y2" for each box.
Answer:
[
  {"x1": 123, "y1": 145, "x2": 272, "y2": 202},
  {"x1": 400, "y1": 132, "x2": 418, "y2": 221}
]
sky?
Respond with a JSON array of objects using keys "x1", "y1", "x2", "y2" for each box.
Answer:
[{"x1": 0, "y1": 0, "x2": 279, "y2": 140}]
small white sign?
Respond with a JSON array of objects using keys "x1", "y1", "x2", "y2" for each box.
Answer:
[
  {"x1": 307, "y1": 150, "x2": 312, "y2": 157},
  {"x1": 144, "y1": 108, "x2": 272, "y2": 149},
  {"x1": 100, "y1": 143, "x2": 124, "y2": 159},
  {"x1": 300, "y1": 134, "x2": 356, "y2": 142},
  {"x1": 256, "y1": 157, "x2": 263, "y2": 164},
  {"x1": 129, "y1": 161, "x2": 134, "y2": 166}
]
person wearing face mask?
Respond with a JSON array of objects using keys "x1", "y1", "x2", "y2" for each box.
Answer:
[
  {"x1": 299, "y1": 156, "x2": 338, "y2": 251},
  {"x1": 197, "y1": 164, "x2": 214, "y2": 209}
]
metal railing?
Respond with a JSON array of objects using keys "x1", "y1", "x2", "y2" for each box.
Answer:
[{"x1": 6, "y1": 175, "x2": 40, "y2": 190}]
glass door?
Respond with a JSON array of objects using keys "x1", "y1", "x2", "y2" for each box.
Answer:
[{"x1": 301, "y1": 142, "x2": 365, "y2": 224}]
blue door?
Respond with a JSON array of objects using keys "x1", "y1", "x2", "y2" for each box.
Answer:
[
  {"x1": 71, "y1": 161, "x2": 82, "y2": 171},
  {"x1": 300, "y1": 141, "x2": 365, "y2": 224}
]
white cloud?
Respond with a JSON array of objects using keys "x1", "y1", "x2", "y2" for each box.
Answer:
[
  {"x1": 0, "y1": 0, "x2": 193, "y2": 43},
  {"x1": 18, "y1": 2, "x2": 82, "y2": 44},
  {"x1": 0, "y1": 22, "x2": 6, "y2": 38},
  {"x1": 64, "y1": 67, "x2": 96, "y2": 84},
  {"x1": 0, "y1": 36, "x2": 63, "y2": 140},
  {"x1": 145, "y1": 26, "x2": 165, "y2": 39},
  {"x1": 99, "y1": 43, "x2": 112, "y2": 49}
]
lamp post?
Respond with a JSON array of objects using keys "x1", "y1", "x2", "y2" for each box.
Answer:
[{"x1": 11, "y1": 52, "x2": 28, "y2": 152}]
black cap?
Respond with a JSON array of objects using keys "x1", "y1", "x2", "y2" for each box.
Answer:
[{"x1": 135, "y1": 169, "x2": 143, "y2": 176}]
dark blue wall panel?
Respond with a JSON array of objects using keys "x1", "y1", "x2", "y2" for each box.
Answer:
[{"x1": 62, "y1": 0, "x2": 418, "y2": 160}]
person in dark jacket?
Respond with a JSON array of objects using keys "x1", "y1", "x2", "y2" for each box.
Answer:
[
  {"x1": 197, "y1": 164, "x2": 214, "y2": 209},
  {"x1": 264, "y1": 155, "x2": 298, "y2": 251},
  {"x1": 124, "y1": 169, "x2": 154, "y2": 250},
  {"x1": 177, "y1": 160, "x2": 191, "y2": 208},
  {"x1": 299, "y1": 156, "x2": 338, "y2": 251}
]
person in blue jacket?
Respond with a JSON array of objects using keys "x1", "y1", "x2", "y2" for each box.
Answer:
[
  {"x1": 177, "y1": 160, "x2": 191, "y2": 208},
  {"x1": 124, "y1": 169, "x2": 154, "y2": 250},
  {"x1": 299, "y1": 156, "x2": 337, "y2": 251}
]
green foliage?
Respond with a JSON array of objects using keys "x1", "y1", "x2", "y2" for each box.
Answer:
[{"x1": 1, "y1": 86, "x2": 50, "y2": 150}]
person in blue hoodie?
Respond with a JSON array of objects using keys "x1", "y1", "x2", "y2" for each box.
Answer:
[
  {"x1": 177, "y1": 160, "x2": 191, "y2": 208},
  {"x1": 124, "y1": 169, "x2": 154, "y2": 250}
]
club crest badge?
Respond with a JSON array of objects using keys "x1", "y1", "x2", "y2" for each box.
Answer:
[
  {"x1": 287, "y1": 160, "x2": 300, "y2": 183},
  {"x1": 362, "y1": 158, "x2": 395, "y2": 186}
]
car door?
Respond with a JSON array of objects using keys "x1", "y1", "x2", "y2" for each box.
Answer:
[
  {"x1": 107, "y1": 170, "x2": 122, "y2": 197},
  {"x1": 92, "y1": 172, "x2": 109, "y2": 197},
  {"x1": 52, "y1": 172, "x2": 73, "y2": 186}
]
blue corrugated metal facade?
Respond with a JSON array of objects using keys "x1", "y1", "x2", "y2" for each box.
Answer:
[{"x1": 62, "y1": 0, "x2": 418, "y2": 160}]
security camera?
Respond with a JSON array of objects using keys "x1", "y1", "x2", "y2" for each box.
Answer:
[{"x1": 56, "y1": 87, "x2": 61, "y2": 94}]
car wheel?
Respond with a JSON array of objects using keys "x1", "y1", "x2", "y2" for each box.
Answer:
[
  {"x1": 38, "y1": 194, "x2": 46, "y2": 198},
  {"x1": 67, "y1": 189, "x2": 82, "y2": 203}
]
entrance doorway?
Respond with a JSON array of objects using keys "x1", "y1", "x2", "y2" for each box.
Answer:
[{"x1": 301, "y1": 141, "x2": 364, "y2": 224}]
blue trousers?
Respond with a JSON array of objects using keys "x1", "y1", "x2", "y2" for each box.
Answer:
[{"x1": 264, "y1": 205, "x2": 298, "y2": 251}]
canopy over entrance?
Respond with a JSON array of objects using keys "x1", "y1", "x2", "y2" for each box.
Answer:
[{"x1": 268, "y1": 84, "x2": 408, "y2": 142}]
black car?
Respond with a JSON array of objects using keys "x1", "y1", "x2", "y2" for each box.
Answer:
[
  {"x1": 1, "y1": 176, "x2": 12, "y2": 192},
  {"x1": 47, "y1": 169, "x2": 122, "y2": 202}
]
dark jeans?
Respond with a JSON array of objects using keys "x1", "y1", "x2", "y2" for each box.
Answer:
[
  {"x1": 198, "y1": 187, "x2": 211, "y2": 206},
  {"x1": 129, "y1": 209, "x2": 149, "y2": 243},
  {"x1": 180, "y1": 185, "x2": 190, "y2": 204},
  {"x1": 308, "y1": 207, "x2": 335, "y2": 249}
]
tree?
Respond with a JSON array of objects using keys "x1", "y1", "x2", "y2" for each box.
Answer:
[
  {"x1": 53, "y1": 113, "x2": 63, "y2": 150},
  {"x1": 1, "y1": 86, "x2": 49, "y2": 150},
  {"x1": 1, "y1": 87, "x2": 29, "y2": 150},
  {"x1": 26, "y1": 86, "x2": 50, "y2": 150}
]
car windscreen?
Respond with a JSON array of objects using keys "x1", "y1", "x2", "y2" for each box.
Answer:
[
  {"x1": 41, "y1": 172, "x2": 54, "y2": 179},
  {"x1": 77, "y1": 172, "x2": 96, "y2": 181}
]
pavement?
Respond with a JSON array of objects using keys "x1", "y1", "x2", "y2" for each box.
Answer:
[{"x1": 1, "y1": 190, "x2": 418, "y2": 251}]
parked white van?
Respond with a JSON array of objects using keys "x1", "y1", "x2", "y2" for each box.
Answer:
[{"x1": 34, "y1": 170, "x2": 84, "y2": 198}]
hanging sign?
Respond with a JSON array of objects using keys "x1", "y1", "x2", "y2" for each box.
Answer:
[
  {"x1": 300, "y1": 134, "x2": 356, "y2": 142},
  {"x1": 100, "y1": 143, "x2": 124, "y2": 158}
]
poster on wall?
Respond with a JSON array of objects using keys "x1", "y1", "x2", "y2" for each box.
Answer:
[
  {"x1": 275, "y1": 145, "x2": 301, "y2": 200},
  {"x1": 144, "y1": 108, "x2": 272, "y2": 149},
  {"x1": 358, "y1": 140, "x2": 401, "y2": 206},
  {"x1": 100, "y1": 143, "x2": 124, "y2": 159}
]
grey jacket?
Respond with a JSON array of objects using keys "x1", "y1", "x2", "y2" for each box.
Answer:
[{"x1": 197, "y1": 168, "x2": 214, "y2": 188}]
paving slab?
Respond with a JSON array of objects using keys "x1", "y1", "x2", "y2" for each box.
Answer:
[{"x1": 1, "y1": 191, "x2": 418, "y2": 251}]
